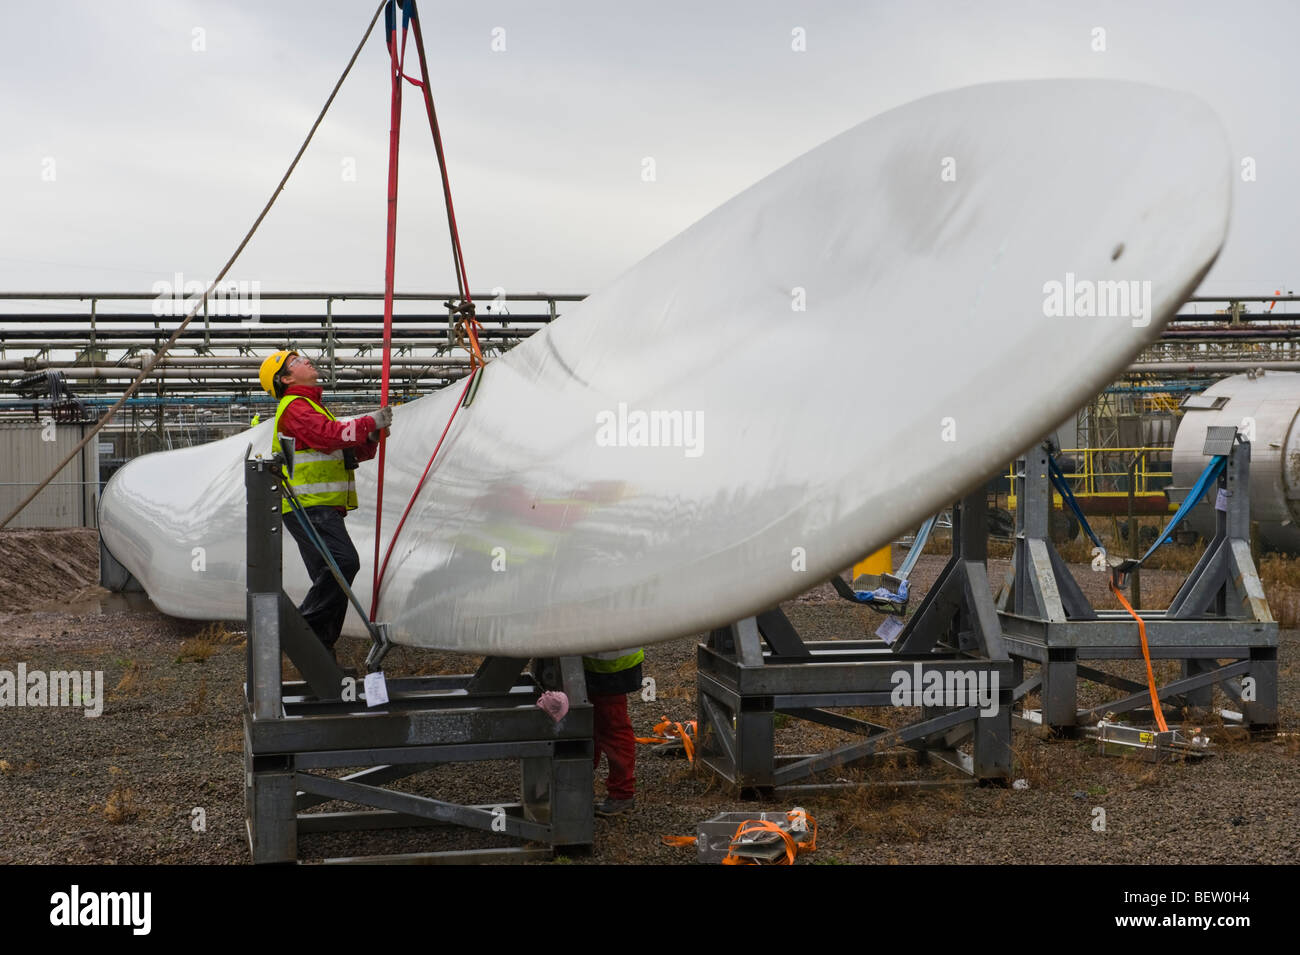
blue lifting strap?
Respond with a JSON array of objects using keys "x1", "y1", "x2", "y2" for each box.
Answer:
[
  {"x1": 1048, "y1": 453, "x2": 1227, "y2": 577},
  {"x1": 1119, "y1": 454, "x2": 1226, "y2": 573},
  {"x1": 1049, "y1": 456, "x2": 1103, "y2": 549},
  {"x1": 831, "y1": 514, "x2": 938, "y2": 615}
]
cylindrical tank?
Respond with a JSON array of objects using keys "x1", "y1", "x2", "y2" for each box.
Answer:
[{"x1": 1171, "y1": 370, "x2": 1300, "y2": 552}]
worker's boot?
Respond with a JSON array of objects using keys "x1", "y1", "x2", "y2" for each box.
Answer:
[{"x1": 595, "y1": 797, "x2": 635, "y2": 817}]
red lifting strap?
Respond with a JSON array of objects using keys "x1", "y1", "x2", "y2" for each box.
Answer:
[
  {"x1": 411, "y1": 7, "x2": 484, "y2": 366},
  {"x1": 372, "y1": 367, "x2": 479, "y2": 613},
  {"x1": 371, "y1": 0, "x2": 409, "y2": 615},
  {"x1": 369, "y1": 0, "x2": 483, "y2": 621}
]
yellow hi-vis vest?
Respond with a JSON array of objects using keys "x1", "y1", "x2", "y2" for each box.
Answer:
[
  {"x1": 273, "y1": 395, "x2": 358, "y2": 514},
  {"x1": 582, "y1": 647, "x2": 645, "y2": 674}
]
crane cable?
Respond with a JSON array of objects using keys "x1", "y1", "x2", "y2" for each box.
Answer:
[{"x1": 0, "y1": 0, "x2": 388, "y2": 531}]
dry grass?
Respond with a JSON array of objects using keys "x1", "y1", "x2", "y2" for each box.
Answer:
[
  {"x1": 176, "y1": 638, "x2": 217, "y2": 664},
  {"x1": 674, "y1": 655, "x2": 698, "y2": 682},
  {"x1": 175, "y1": 622, "x2": 242, "y2": 664},
  {"x1": 1140, "y1": 544, "x2": 1205, "y2": 574},
  {"x1": 1055, "y1": 537, "x2": 1096, "y2": 564},
  {"x1": 185, "y1": 675, "x2": 208, "y2": 715},
  {"x1": 1267, "y1": 591, "x2": 1300, "y2": 630},
  {"x1": 921, "y1": 532, "x2": 952, "y2": 557},
  {"x1": 1012, "y1": 737, "x2": 1053, "y2": 789},
  {"x1": 1112, "y1": 752, "x2": 1161, "y2": 788},
  {"x1": 1260, "y1": 552, "x2": 1300, "y2": 586},
  {"x1": 1179, "y1": 713, "x2": 1249, "y2": 753},
  {"x1": 103, "y1": 785, "x2": 138, "y2": 824},
  {"x1": 1274, "y1": 731, "x2": 1300, "y2": 759},
  {"x1": 113, "y1": 661, "x2": 146, "y2": 697},
  {"x1": 987, "y1": 539, "x2": 1014, "y2": 559},
  {"x1": 1258, "y1": 554, "x2": 1300, "y2": 628},
  {"x1": 656, "y1": 685, "x2": 694, "y2": 701},
  {"x1": 822, "y1": 762, "x2": 966, "y2": 845},
  {"x1": 1139, "y1": 579, "x2": 1182, "y2": 607}
]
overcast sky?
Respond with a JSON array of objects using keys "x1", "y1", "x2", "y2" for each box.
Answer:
[{"x1": 0, "y1": 0, "x2": 1294, "y2": 309}]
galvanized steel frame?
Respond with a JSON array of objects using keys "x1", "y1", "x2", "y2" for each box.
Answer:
[
  {"x1": 696, "y1": 490, "x2": 1013, "y2": 793},
  {"x1": 999, "y1": 437, "x2": 1278, "y2": 733},
  {"x1": 242, "y1": 455, "x2": 594, "y2": 864}
]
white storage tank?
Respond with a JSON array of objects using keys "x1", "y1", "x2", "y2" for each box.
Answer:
[{"x1": 1171, "y1": 370, "x2": 1300, "y2": 552}]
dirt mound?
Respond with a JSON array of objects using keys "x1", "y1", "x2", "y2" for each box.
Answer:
[{"x1": 0, "y1": 528, "x2": 100, "y2": 613}]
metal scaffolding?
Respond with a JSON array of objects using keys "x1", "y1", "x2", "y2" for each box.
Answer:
[{"x1": 0, "y1": 289, "x2": 584, "y2": 453}]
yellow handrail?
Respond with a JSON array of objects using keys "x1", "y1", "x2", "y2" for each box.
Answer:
[{"x1": 1006, "y1": 447, "x2": 1173, "y2": 501}]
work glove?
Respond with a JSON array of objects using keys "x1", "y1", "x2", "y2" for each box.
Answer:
[{"x1": 338, "y1": 410, "x2": 386, "y2": 445}]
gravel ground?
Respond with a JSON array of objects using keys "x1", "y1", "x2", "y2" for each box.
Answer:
[{"x1": 0, "y1": 530, "x2": 1295, "y2": 865}]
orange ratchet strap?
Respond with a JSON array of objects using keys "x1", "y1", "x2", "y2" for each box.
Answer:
[{"x1": 1109, "y1": 580, "x2": 1169, "y2": 732}]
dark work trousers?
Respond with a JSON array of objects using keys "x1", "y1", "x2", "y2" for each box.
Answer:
[
  {"x1": 282, "y1": 505, "x2": 360, "y2": 651},
  {"x1": 591, "y1": 692, "x2": 636, "y2": 800}
]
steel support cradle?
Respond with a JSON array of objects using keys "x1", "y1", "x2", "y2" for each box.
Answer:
[
  {"x1": 998, "y1": 432, "x2": 1278, "y2": 735},
  {"x1": 242, "y1": 455, "x2": 593, "y2": 864},
  {"x1": 697, "y1": 489, "x2": 1013, "y2": 794}
]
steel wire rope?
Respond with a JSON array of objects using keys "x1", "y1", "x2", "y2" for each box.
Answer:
[{"x1": 0, "y1": 0, "x2": 389, "y2": 529}]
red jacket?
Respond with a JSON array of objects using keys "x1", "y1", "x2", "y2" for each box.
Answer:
[{"x1": 277, "y1": 385, "x2": 379, "y2": 461}]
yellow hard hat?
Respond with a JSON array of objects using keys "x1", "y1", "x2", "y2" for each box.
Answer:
[{"x1": 258, "y1": 349, "x2": 298, "y2": 397}]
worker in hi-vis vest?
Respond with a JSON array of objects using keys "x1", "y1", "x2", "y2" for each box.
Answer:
[
  {"x1": 583, "y1": 646, "x2": 644, "y2": 816},
  {"x1": 258, "y1": 349, "x2": 392, "y2": 660}
]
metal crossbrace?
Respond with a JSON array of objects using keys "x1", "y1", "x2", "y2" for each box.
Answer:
[
  {"x1": 773, "y1": 707, "x2": 978, "y2": 787},
  {"x1": 322, "y1": 846, "x2": 550, "y2": 865},
  {"x1": 295, "y1": 773, "x2": 552, "y2": 842},
  {"x1": 1075, "y1": 659, "x2": 1251, "y2": 724},
  {"x1": 1012, "y1": 671, "x2": 1043, "y2": 702},
  {"x1": 1074, "y1": 664, "x2": 1146, "y2": 694}
]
